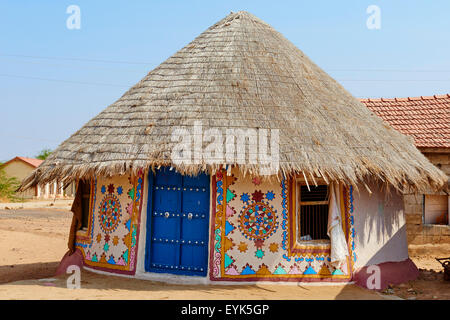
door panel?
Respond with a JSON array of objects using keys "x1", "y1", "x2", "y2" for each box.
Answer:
[
  {"x1": 181, "y1": 218, "x2": 207, "y2": 241},
  {"x1": 183, "y1": 174, "x2": 210, "y2": 188},
  {"x1": 182, "y1": 190, "x2": 209, "y2": 214},
  {"x1": 152, "y1": 215, "x2": 179, "y2": 239},
  {"x1": 150, "y1": 242, "x2": 178, "y2": 266},
  {"x1": 145, "y1": 168, "x2": 210, "y2": 276},
  {"x1": 154, "y1": 169, "x2": 182, "y2": 186},
  {"x1": 180, "y1": 244, "x2": 207, "y2": 272},
  {"x1": 153, "y1": 189, "x2": 180, "y2": 213}
]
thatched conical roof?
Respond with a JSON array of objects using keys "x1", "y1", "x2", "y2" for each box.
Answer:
[{"x1": 21, "y1": 11, "x2": 446, "y2": 192}]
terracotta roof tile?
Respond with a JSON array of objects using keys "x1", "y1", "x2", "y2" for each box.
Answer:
[
  {"x1": 16, "y1": 157, "x2": 44, "y2": 168},
  {"x1": 361, "y1": 95, "x2": 450, "y2": 148}
]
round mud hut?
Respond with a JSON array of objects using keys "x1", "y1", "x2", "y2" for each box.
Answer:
[{"x1": 21, "y1": 11, "x2": 446, "y2": 286}]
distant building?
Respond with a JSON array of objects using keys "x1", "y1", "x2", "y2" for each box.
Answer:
[
  {"x1": 1, "y1": 156, "x2": 75, "y2": 199},
  {"x1": 362, "y1": 94, "x2": 450, "y2": 244}
]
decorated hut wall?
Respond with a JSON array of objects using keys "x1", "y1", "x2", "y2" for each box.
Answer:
[
  {"x1": 72, "y1": 166, "x2": 409, "y2": 284},
  {"x1": 209, "y1": 168, "x2": 355, "y2": 282},
  {"x1": 75, "y1": 171, "x2": 145, "y2": 275}
]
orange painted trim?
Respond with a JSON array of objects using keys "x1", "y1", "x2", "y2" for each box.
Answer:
[
  {"x1": 75, "y1": 179, "x2": 95, "y2": 243},
  {"x1": 287, "y1": 178, "x2": 331, "y2": 255},
  {"x1": 286, "y1": 178, "x2": 354, "y2": 276},
  {"x1": 220, "y1": 173, "x2": 227, "y2": 277}
]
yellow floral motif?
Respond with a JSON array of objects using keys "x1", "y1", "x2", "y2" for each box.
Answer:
[
  {"x1": 238, "y1": 242, "x2": 248, "y2": 253},
  {"x1": 269, "y1": 242, "x2": 279, "y2": 253}
]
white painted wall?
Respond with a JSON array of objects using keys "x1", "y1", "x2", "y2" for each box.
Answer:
[
  {"x1": 136, "y1": 169, "x2": 149, "y2": 275},
  {"x1": 353, "y1": 180, "x2": 409, "y2": 269}
]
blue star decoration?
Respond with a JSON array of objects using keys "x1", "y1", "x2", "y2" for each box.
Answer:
[
  {"x1": 117, "y1": 186, "x2": 123, "y2": 195},
  {"x1": 266, "y1": 191, "x2": 275, "y2": 201},
  {"x1": 101, "y1": 185, "x2": 106, "y2": 194},
  {"x1": 240, "y1": 193, "x2": 250, "y2": 203},
  {"x1": 255, "y1": 249, "x2": 265, "y2": 259}
]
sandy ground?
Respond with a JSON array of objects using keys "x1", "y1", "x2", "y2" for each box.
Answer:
[
  {"x1": 0, "y1": 270, "x2": 386, "y2": 300},
  {"x1": 0, "y1": 207, "x2": 448, "y2": 300},
  {"x1": 0, "y1": 199, "x2": 73, "y2": 210},
  {"x1": 0, "y1": 208, "x2": 72, "y2": 285},
  {"x1": 388, "y1": 244, "x2": 450, "y2": 300}
]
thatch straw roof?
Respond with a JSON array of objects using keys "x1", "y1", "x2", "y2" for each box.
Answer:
[{"x1": 21, "y1": 11, "x2": 446, "y2": 192}]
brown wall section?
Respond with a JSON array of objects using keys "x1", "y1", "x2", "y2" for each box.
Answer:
[{"x1": 404, "y1": 150, "x2": 450, "y2": 244}]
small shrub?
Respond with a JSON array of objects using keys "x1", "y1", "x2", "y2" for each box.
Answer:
[{"x1": 0, "y1": 167, "x2": 20, "y2": 201}]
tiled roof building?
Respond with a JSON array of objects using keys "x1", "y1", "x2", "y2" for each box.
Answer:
[
  {"x1": 362, "y1": 94, "x2": 450, "y2": 244},
  {"x1": 361, "y1": 94, "x2": 449, "y2": 149}
]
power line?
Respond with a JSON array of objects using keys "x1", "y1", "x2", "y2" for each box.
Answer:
[
  {"x1": 2, "y1": 53, "x2": 450, "y2": 73},
  {"x1": 0, "y1": 53, "x2": 155, "y2": 65},
  {"x1": 0, "y1": 74, "x2": 130, "y2": 87},
  {"x1": 1, "y1": 73, "x2": 450, "y2": 89},
  {"x1": 328, "y1": 69, "x2": 450, "y2": 73},
  {"x1": 0, "y1": 133, "x2": 61, "y2": 143},
  {"x1": 338, "y1": 79, "x2": 450, "y2": 82},
  {"x1": 0, "y1": 57, "x2": 147, "y2": 73}
]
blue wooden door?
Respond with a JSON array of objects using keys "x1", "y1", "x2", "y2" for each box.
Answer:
[{"x1": 145, "y1": 168, "x2": 210, "y2": 276}]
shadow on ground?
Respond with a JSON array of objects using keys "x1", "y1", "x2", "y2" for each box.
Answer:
[
  {"x1": 0, "y1": 268, "x2": 383, "y2": 300},
  {"x1": 0, "y1": 261, "x2": 60, "y2": 284}
]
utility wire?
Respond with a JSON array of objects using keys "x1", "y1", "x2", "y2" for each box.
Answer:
[
  {"x1": 1, "y1": 72, "x2": 450, "y2": 90},
  {"x1": 0, "y1": 58, "x2": 147, "y2": 73},
  {"x1": 328, "y1": 69, "x2": 450, "y2": 73},
  {"x1": 338, "y1": 79, "x2": 450, "y2": 82},
  {"x1": 2, "y1": 53, "x2": 450, "y2": 73},
  {"x1": 0, "y1": 53, "x2": 154, "y2": 65},
  {"x1": 0, "y1": 74, "x2": 130, "y2": 87},
  {"x1": 0, "y1": 133, "x2": 61, "y2": 143}
]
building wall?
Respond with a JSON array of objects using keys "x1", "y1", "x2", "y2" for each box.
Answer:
[
  {"x1": 209, "y1": 168, "x2": 356, "y2": 282},
  {"x1": 75, "y1": 170, "x2": 144, "y2": 275},
  {"x1": 2, "y1": 160, "x2": 36, "y2": 198},
  {"x1": 404, "y1": 150, "x2": 450, "y2": 244},
  {"x1": 81, "y1": 169, "x2": 410, "y2": 282},
  {"x1": 1, "y1": 159, "x2": 75, "y2": 199},
  {"x1": 2, "y1": 159, "x2": 34, "y2": 181},
  {"x1": 36, "y1": 181, "x2": 76, "y2": 199},
  {"x1": 353, "y1": 180, "x2": 409, "y2": 268}
]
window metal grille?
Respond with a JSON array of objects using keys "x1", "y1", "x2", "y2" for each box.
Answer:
[{"x1": 298, "y1": 184, "x2": 330, "y2": 241}]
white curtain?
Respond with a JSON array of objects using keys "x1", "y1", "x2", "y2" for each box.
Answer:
[{"x1": 327, "y1": 182, "x2": 348, "y2": 269}]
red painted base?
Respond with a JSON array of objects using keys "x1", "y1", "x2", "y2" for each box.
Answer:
[
  {"x1": 353, "y1": 258, "x2": 419, "y2": 290},
  {"x1": 55, "y1": 249, "x2": 84, "y2": 276}
]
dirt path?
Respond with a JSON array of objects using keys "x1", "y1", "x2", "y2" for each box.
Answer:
[
  {"x1": 387, "y1": 244, "x2": 450, "y2": 300},
  {"x1": 0, "y1": 270, "x2": 386, "y2": 300},
  {"x1": 0, "y1": 209, "x2": 71, "y2": 285},
  {"x1": 0, "y1": 199, "x2": 73, "y2": 210}
]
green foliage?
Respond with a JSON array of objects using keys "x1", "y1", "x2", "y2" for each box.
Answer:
[
  {"x1": 36, "y1": 148, "x2": 52, "y2": 160},
  {"x1": 0, "y1": 167, "x2": 20, "y2": 201}
]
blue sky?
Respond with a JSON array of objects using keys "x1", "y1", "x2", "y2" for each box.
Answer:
[{"x1": 1, "y1": 1, "x2": 449, "y2": 161}]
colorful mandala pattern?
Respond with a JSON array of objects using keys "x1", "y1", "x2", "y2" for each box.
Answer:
[
  {"x1": 238, "y1": 201, "x2": 278, "y2": 241},
  {"x1": 98, "y1": 194, "x2": 122, "y2": 234},
  {"x1": 210, "y1": 168, "x2": 355, "y2": 282}
]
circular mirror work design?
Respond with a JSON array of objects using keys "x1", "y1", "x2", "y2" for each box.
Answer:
[
  {"x1": 98, "y1": 194, "x2": 122, "y2": 234},
  {"x1": 238, "y1": 202, "x2": 278, "y2": 241}
]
